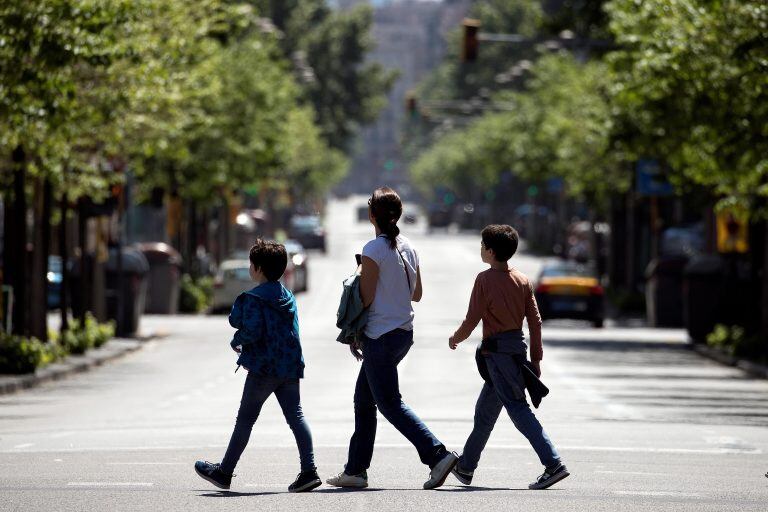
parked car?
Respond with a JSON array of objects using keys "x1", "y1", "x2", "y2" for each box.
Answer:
[
  {"x1": 212, "y1": 257, "x2": 296, "y2": 313},
  {"x1": 289, "y1": 215, "x2": 326, "y2": 252},
  {"x1": 47, "y1": 255, "x2": 63, "y2": 310},
  {"x1": 535, "y1": 261, "x2": 605, "y2": 328},
  {"x1": 284, "y1": 239, "x2": 308, "y2": 293},
  {"x1": 427, "y1": 204, "x2": 452, "y2": 230}
]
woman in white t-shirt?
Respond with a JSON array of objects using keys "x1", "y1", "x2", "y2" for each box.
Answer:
[{"x1": 326, "y1": 187, "x2": 457, "y2": 490}]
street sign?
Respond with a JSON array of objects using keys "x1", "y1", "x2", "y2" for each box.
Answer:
[
  {"x1": 636, "y1": 159, "x2": 674, "y2": 197},
  {"x1": 716, "y1": 208, "x2": 749, "y2": 254}
]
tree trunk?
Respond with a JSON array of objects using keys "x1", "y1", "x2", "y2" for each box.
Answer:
[
  {"x1": 10, "y1": 146, "x2": 28, "y2": 336},
  {"x1": 762, "y1": 221, "x2": 768, "y2": 358},
  {"x1": 77, "y1": 200, "x2": 89, "y2": 323},
  {"x1": 59, "y1": 190, "x2": 70, "y2": 333},
  {"x1": 29, "y1": 178, "x2": 52, "y2": 341}
]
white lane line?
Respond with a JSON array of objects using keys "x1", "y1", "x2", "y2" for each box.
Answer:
[
  {"x1": 5, "y1": 442, "x2": 761, "y2": 455},
  {"x1": 106, "y1": 462, "x2": 184, "y2": 466},
  {"x1": 595, "y1": 471, "x2": 673, "y2": 476},
  {"x1": 613, "y1": 491, "x2": 701, "y2": 498},
  {"x1": 67, "y1": 482, "x2": 154, "y2": 487},
  {"x1": 13, "y1": 443, "x2": 34, "y2": 449}
]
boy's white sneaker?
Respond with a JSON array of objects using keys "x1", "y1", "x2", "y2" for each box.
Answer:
[
  {"x1": 326, "y1": 471, "x2": 368, "y2": 488},
  {"x1": 423, "y1": 452, "x2": 458, "y2": 490}
]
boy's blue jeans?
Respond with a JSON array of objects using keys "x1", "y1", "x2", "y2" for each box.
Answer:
[
  {"x1": 459, "y1": 354, "x2": 560, "y2": 472},
  {"x1": 345, "y1": 329, "x2": 447, "y2": 475},
  {"x1": 221, "y1": 373, "x2": 315, "y2": 474}
]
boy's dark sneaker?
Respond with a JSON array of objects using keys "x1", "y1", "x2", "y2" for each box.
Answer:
[
  {"x1": 451, "y1": 461, "x2": 474, "y2": 486},
  {"x1": 528, "y1": 462, "x2": 569, "y2": 490},
  {"x1": 289, "y1": 470, "x2": 322, "y2": 493},
  {"x1": 194, "y1": 460, "x2": 233, "y2": 490}
]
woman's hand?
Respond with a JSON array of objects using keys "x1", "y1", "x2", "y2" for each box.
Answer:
[
  {"x1": 449, "y1": 336, "x2": 460, "y2": 350},
  {"x1": 349, "y1": 339, "x2": 363, "y2": 361}
]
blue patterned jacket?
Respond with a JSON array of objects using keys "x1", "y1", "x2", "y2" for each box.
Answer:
[{"x1": 229, "y1": 281, "x2": 304, "y2": 379}]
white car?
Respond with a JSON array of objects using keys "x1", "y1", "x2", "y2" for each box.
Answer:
[{"x1": 211, "y1": 258, "x2": 295, "y2": 313}]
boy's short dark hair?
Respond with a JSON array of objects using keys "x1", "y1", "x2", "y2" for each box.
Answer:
[
  {"x1": 249, "y1": 239, "x2": 287, "y2": 282},
  {"x1": 481, "y1": 224, "x2": 519, "y2": 262}
]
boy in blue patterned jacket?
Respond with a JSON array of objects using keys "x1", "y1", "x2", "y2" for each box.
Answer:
[{"x1": 195, "y1": 239, "x2": 321, "y2": 493}]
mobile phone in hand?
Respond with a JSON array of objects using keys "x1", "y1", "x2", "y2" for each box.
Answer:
[{"x1": 355, "y1": 253, "x2": 362, "y2": 266}]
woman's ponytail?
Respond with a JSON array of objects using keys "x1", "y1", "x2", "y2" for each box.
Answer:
[{"x1": 369, "y1": 187, "x2": 403, "y2": 249}]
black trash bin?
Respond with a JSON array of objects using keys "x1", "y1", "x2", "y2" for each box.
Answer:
[
  {"x1": 135, "y1": 243, "x2": 182, "y2": 315},
  {"x1": 70, "y1": 247, "x2": 149, "y2": 337},
  {"x1": 106, "y1": 247, "x2": 149, "y2": 337},
  {"x1": 683, "y1": 254, "x2": 724, "y2": 343},
  {"x1": 645, "y1": 255, "x2": 688, "y2": 327}
]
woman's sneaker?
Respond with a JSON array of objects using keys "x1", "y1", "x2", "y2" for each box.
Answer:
[
  {"x1": 289, "y1": 470, "x2": 322, "y2": 493},
  {"x1": 529, "y1": 462, "x2": 570, "y2": 490},
  {"x1": 326, "y1": 470, "x2": 368, "y2": 488},
  {"x1": 423, "y1": 452, "x2": 458, "y2": 490},
  {"x1": 194, "y1": 460, "x2": 233, "y2": 490}
]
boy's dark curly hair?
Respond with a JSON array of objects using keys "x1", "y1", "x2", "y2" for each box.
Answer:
[
  {"x1": 249, "y1": 239, "x2": 287, "y2": 282},
  {"x1": 481, "y1": 224, "x2": 519, "y2": 262}
]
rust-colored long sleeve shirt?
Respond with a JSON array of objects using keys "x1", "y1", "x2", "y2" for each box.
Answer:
[{"x1": 452, "y1": 268, "x2": 543, "y2": 361}]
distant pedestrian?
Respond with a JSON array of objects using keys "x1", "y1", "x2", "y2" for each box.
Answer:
[
  {"x1": 326, "y1": 187, "x2": 458, "y2": 490},
  {"x1": 448, "y1": 224, "x2": 569, "y2": 490},
  {"x1": 194, "y1": 239, "x2": 321, "y2": 493}
]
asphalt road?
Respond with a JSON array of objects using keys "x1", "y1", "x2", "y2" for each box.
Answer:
[{"x1": 1, "y1": 197, "x2": 767, "y2": 512}]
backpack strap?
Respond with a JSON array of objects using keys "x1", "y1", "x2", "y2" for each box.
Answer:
[{"x1": 396, "y1": 248, "x2": 412, "y2": 292}]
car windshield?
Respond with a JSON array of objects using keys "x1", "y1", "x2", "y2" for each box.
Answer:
[
  {"x1": 291, "y1": 216, "x2": 320, "y2": 231},
  {"x1": 540, "y1": 263, "x2": 595, "y2": 278},
  {"x1": 224, "y1": 267, "x2": 251, "y2": 280}
]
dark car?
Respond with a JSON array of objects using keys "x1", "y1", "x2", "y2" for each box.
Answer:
[
  {"x1": 47, "y1": 255, "x2": 63, "y2": 310},
  {"x1": 289, "y1": 215, "x2": 326, "y2": 253},
  {"x1": 284, "y1": 239, "x2": 308, "y2": 293},
  {"x1": 535, "y1": 261, "x2": 605, "y2": 328}
]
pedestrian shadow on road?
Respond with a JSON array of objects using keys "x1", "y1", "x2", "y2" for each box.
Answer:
[
  {"x1": 436, "y1": 485, "x2": 543, "y2": 492},
  {"x1": 197, "y1": 490, "x2": 280, "y2": 497},
  {"x1": 313, "y1": 487, "x2": 386, "y2": 494}
]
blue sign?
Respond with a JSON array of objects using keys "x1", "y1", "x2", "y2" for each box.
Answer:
[{"x1": 636, "y1": 159, "x2": 674, "y2": 197}]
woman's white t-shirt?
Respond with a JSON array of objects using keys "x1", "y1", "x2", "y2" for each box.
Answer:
[{"x1": 362, "y1": 234, "x2": 419, "y2": 339}]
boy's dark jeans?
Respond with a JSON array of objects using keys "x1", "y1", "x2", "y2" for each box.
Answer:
[
  {"x1": 221, "y1": 373, "x2": 315, "y2": 474},
  {"x1": 345, "y1": 329, "x2": 447, "y2": 475},
  {"x1": 459, "y1": 355, "x2": 560, "y2": 472}
]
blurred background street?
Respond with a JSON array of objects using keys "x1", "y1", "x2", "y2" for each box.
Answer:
[{"x1": 1, "y1": 198, "x2": 767, "y2": 511}]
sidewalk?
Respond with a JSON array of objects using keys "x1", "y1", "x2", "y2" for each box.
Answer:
[
  {"x1": 0, "y1": 332, "x2": 163, "y2": 396},
  {"x1": 692, "y1": 343, "x2": 768, "y2": 380}
]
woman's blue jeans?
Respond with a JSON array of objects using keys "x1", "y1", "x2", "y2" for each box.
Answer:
[
  {"x1": 221, "y1": 373, "x2": 315, "y2": 474},
  {"x1": 345, "y1": 329, "x2": 446, "y2": 475}
]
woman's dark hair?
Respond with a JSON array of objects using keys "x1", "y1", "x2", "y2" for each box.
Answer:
[
  {"x1": 249, "y1": 238, "x2": 287, "y2": 281},
  {"x1": 369, "y1": 187, "x2": 402, "y2": 249},
  {"x1": 481, "y1": 224, "x2": 519, "y2": 262}
]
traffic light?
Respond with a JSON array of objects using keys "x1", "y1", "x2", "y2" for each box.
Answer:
[
  {"x1": 462, "y1": 18, "x2": 480, "y2": 62},
  {"x1": 405, "y1": 92, "x2": 417, "y2": 117}
]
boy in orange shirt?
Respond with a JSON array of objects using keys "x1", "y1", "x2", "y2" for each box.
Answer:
[{"x1": 448, "y1": 224, "x2": 569, "y2": 490}]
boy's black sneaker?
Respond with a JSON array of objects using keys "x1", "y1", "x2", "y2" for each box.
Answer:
[
  {"x1": 528, "y1": 462, "x2": 569, "y2": 490},
  {"x1": 194, "y1": 460, "x2": 233, "y2": 490},
  {"x1": 289, "y1": 470, "x2": 322, "y2": 493},
  {"x1": 451, "y1": 463, "x2": 474, "y2": 486}
]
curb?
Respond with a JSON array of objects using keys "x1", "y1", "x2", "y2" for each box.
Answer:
[
  {"x1": 691, "y1": 344, "x2": 768, "y2": 379},
  {"x1": 0, "y1": 335, "x2": 155, "y2": 396}
]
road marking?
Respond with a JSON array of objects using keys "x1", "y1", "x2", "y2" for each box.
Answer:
[
  {"x1": 5, "y1": 442, "x2": 760, "y2": 456},
  {"x1": 67, "y1": 482, "x2": 154, "y2": 487},
  {"x1": 106, "y1": 462, "x2": 184, "y2": 466},
  {"x1": 596, "y1": 471, "x2": 673, "y2": 476},
  {"x1": 613, "y1": 490, "x2": 701, "y2": 498},
  {"x1": 13, "y1": 443, "x2": 34, "y2": 449}
]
